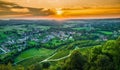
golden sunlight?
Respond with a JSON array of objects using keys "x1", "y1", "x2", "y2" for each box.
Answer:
[{"x1": 56, "y1": 8, "x2": 63, "y2": 15}]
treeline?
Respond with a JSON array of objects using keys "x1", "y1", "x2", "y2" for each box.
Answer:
[
  {"x1": 0, "y1": 20, "x2": 60, "y2": 26},
  {"x1": 0, "y1": 62, "x2": 50, "y2": 70},
  {"x1": 53, "y1": 37, "x2": 120, "y2": 70}
]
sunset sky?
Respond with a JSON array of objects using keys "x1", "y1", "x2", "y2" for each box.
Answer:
[{"x1": 0, "y1": 0, "x2": 120, "y2": 19}]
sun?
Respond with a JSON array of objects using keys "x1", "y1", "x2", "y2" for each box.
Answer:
[{"x1": 56, "y1": 8, "x2": 63, "y2": 15}]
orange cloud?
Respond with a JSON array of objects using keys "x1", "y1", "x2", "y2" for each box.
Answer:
[
  {"x1": 10, "y1": 8, "x2": 29, "y2": 13},
  {"x1": 0, "y1": 9, "x2": 3, "y2": 12},
  {"x1": 0, "y1": 0, "x2": 120, "y2": 19},
  {"x1": 62, "y1": 8, "x2": 120, "y2": 17},
  {"x1": 2, "y1": 0, "x2": 120, "y2": 8},
  {"x1": 0, "y1": 14, "x2": 32, "y2": 18}
]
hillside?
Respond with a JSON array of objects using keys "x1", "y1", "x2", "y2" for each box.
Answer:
[{"x1": 0, "y1": 19, "x2": 120, "y2": 70}]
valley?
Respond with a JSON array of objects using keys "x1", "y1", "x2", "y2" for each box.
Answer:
[{"x1": 0, "y1": 18, "x2": 120, "y2": 70}]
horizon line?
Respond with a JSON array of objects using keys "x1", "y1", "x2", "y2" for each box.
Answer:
[{"x1": 0, "y1": 16, "x2": 120, "y2": 20}]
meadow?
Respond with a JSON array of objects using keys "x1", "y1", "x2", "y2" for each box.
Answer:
[{"x1": 14, "y1": 48, "x2": 54, "y2": 65}]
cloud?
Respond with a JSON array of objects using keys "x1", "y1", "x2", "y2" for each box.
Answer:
[
  {"x1": 2, "y1": 0, "x2": 120, "y2": 8},
  {"x1": 10, "y1": 8, "x2": 29, "y2": 13},
  {"x1": 27, "y1": 8, "x2": 55, "y2": 16},
  {"x1": 0, "y1": 0, "x2": 120, "y2": 18},
  {"x1": 62, "y1": 8, "x2": 120, "y2": 17},
  {"x1": 0, "y1": 1, "x2": 54, "y2": 18}
]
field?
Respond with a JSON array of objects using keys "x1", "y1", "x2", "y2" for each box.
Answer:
[
  {"x1": 99, "y1": 31, "x2": 113, "y2": 35},
  {"x1": 49, "y1": 50, "x2": 70, "y2": 59},
  {"x1": 72, "y1": 27, "x2": 90, "y2": 30},
  {"x1": 14, "y1": 48, "x2": 55, "y2": 65}
]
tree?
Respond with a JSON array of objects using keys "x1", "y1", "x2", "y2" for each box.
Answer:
[
  {"x1": 94, "y1": 54, "x2": 114, "y2": 70},
  {"x1": 63, "y1": 50, "x2": 86, "y2": 70},
  {"x1": 7, "y1": 62, "x2": 12, "y2": 70},
  {"x1": 91, "y1": 46, "x2": 102, "y2": 62},
  {"x1": 102, "y1": 39, "x2": 120, "y2": 70},
  {"x1": 42, "y1": 62, "x2": 50, "y2": 69},
  {"x1": 34, "y1": 64, "x2": 42, "y2": 70}
]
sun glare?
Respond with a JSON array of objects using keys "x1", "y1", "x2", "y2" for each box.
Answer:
[{"x1": 56, "y1": 8, "x2": 63, "y2": 15}]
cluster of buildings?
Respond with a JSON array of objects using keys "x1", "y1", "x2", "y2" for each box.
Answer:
[{"x1": 0, "y1": 29, "x2": 75, "y2": 55}]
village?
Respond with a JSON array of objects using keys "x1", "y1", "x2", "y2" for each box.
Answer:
[{"x1": 0, "y1": 20, "x2": 120, "y2": 56}]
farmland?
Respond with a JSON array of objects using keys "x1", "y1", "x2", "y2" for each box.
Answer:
[{"x1": 0, "y1": 18, "x2": 120, "y2": 70}]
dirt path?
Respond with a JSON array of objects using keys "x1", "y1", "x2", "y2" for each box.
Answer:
[
  {"x1": 39, "y1": 46, "x2": 79, "y2": 63},
  {"x1": 39, "y1": 51, "x2": 72, "y2": 63}
]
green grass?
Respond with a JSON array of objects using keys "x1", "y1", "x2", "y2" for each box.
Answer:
[
  {"x1": 99, "y1": 31, "x2": 113, "y2": 35},
  {"x1": 17, "y1": 56, "x2": 46, "y2": 67},
  {"x1": 30, "y1": 25, "x2": 51, "y2": 30},
  {"x1": 0, "y1": 32, "x2": 7, "y2": 43},
  {"x1": 79, "y1": 47, "x2": 92, "y2": 54},
  {"x1": 14, "y1": 48, "x2": 54, "y2": 63},
  {"x1": 72, "y1": 27, "x2": 89, "y2": 30},
  {"x1": 43, "y1": 38, "x2": 63, "y2": 48},
  {"x1": 50, "y1": 50, "x2": 70, "y2": 59},
  {"x1": 0, "y1": 33, "x2": 7, "y2": 38},
  {"x1": 28, "y1": 41, "x2": 37, "y2": 46},
  {"x1": 48, "y1": 39, "x2": 62, "y2": 46}
]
